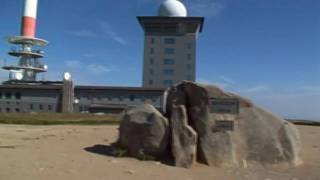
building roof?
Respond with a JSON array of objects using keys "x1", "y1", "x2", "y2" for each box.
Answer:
[
  {"x1": 75, "y1": 85, "x2": 165, "y2": 92},
  {"x1": 137, "y1": 16, "x2": 204, "y2": 32}
]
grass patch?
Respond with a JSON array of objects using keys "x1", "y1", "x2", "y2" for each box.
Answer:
[{"x1": 0, "y1": 113, "x2": 120, "y2": 125}]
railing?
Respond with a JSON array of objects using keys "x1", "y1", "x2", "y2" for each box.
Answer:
[{"x1": 10, "y1": 48, "x2": 44, "y2": 55}]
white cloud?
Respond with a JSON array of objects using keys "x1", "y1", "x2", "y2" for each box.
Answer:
[
  {"x1": 64, "y1": 60, "x2": 114, "y2": 75},
  {"x1": 68, "y1": 22, "x2": 127, "y2": 46},
  {"x1": 197, "y1": 77, "x2": 231, "y2": 89},
  {"x1": 185, "y1": 0, "x2": 225, "y2": 18},
  {"x1": 239, "y1": 85, "x2": 271, "y2": 93},
  {"x1": 86, "y1": 64, "x2": 111, "y2": 74},
  {"x1": 99, "y1": 21, "x2": 127, "y2": 45},
  {"x1": 301, "y1": 86, "x2": 320, "y2": 94},
  {"x1": 218, "y1": 75, "x2": 235, "y2": 84},
  {"x1": 65, "y1": 60, "x2": 82, "y2": 69},
  {"x1": 197, "y1": 75, "x2": 235, "y2": 89},
  {"x1": 69, "y1": 30, "x2": 100, "y2": 38}
]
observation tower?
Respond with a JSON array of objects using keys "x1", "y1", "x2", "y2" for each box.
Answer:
[{"x1": 3, "y1": 0, "x2": 48, "y2": 83}]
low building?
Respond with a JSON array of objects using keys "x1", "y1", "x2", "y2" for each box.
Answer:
[{"x1": 0, "y1": 82, "x2": 165, "y2": 114}]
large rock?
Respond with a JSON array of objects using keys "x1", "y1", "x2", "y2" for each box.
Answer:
[
  {"x1": 165, "y1": 81, "x2": 302, "y2": 167},
  {"x1": 118, "y1": 104, "x2": 169, "y2": 159},
  {"x1": 171, "y1": 105, "x2": 197, "y2": 168}
]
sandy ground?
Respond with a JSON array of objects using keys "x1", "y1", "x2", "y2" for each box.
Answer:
[{"x1": 0, "y1": 125, "x2": 319, "y2": 180}]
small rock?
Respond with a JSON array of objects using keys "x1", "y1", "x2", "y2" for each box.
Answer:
[{"x1": 124, "y1": 170, "x2": 135, "y2": 174}]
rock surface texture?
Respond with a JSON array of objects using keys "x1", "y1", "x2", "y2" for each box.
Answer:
[
  {"x1": 165, "y1": 81, "x2": 302, "y2": 167},
  {"x1": 118, "y1": 104, "x2": 169, "y2": 159},
  {"x1": 117, "y1": 81, "x2": 302, "y2": 168},
  {"x1": 171, "y1": 105, "x2": 197, "y2": 168}
]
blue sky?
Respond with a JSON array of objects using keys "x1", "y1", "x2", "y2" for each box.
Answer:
[{"x1": 0, "y1": 0, "x2": 319, "y2": 120}]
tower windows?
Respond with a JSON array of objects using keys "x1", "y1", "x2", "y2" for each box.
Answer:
[
  {"x1": 163, "y1": 69, "x2": 174, "y2": 75},
  {"x1": 149, "y1": 69, "x2": 154, "y2": 75},
  {"x1": 163, "y1": 80, "x2": 173, "y2": 87},
  {"x1": 150, "y1": 38, "x2": 155, "y2": 44},
  {"x1": 164, "y1": 38, "x2": 175, "y2": 44},
  {"x1": 164, "y1": 48, "x2": 175, "y2": 54},
  {"x1": 150, "y1": 58, "x2": 154, "y2": 64},
  {"x1": 164, "y1": 59, "x2": 175, "y2": 65},
  {"x1": 150, "y1": 48, "x2": 154, "y2": 54},
  {"x1": 187, "y1": 54, "x2": 192, "y2": 60},
  {"x1": 149, "y1": 80, "x2": 153, "y2": 85}
]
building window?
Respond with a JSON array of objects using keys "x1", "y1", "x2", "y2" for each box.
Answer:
[
  {"x1": 149, "y1": 69, "x2": 153, "y2": 75},
  {"x1": 150, "y1": 58, "x2": 154, "y2": 64},
  {"x1": 0, "y1": 92, "x2": 2, "y2": 99},
  {"x1": 48, "y1": 105, "x2": 52, "y2": 111},
  {"x1": 39, "y1": 104, "x2": 43, "y2": 110},
  {"x1": 164, "y1": 59, "x2": 175, "y2": 65},
  {"x1": 163, "y1": 80, "x2": 173, "y2": 87},
  {"x1": 5, "y1": 92, "x2": 11, "y2": 99},
  {"x1": 150, "y1": 38, "x2": 155, "y2": 44},
  {"x1": 164, "y1": 38, "x2": 175, "y2": 44},
  {"x1": 164, "y1": 48, "x2": 175, "y2": 54},
  {"x1": 15, "y1": 92, "x2": 21, "y2": 100},
  {"x1": 130, "y1": 95, "x2": 135, "y2": 102},
  {"x1": 15, "y1": 108, "x2": 20, "y2": 113},
  {"x1": 163, "y1": 69, "x2": 174, "y2": 75},
  {"x1": 30, "y1": 104, "x2": 34, "y2": 110},
  {"x1": 150, "y1": 48, "x2": 154, "y2": 54},
  {"x1": 187, "y1": 54, "x2": 192, "y2": 60},
  {"x1": 6, "y1": 108, "x2": 10, "y2": 113},
  {"x1": 149, "y1": 80, "x2": 153, "y2": 85}
]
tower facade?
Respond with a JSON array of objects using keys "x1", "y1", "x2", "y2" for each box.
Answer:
[
  {"x1": 138, "y1": 0, "x2": 204, "y2": 88},
  {"x1": 2, "y1": 0, "x2": 48, "y2": 83}
]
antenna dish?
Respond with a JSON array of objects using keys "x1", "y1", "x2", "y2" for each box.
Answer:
[
  {"x1": 63, "y1": 72, "x2": 71, "y2": 81},
  {"x1": 15, "y1": 72, "x2": 24, "y2": 80}
]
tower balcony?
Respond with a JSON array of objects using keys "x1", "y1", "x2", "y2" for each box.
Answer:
[
  {"x1": 2, "y1": 65, "x2": 47, "y2": 73},
  {"x1": 8, "y1": 49, "x2": 44, "y2": 58}
]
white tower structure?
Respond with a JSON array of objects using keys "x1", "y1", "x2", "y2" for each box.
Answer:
[
  {"x1": 138, "y1": 0, "x2": 204, "y2": 88},
  {"x1": 3, "y1": 0, "x2": 48, "y2": 83}
]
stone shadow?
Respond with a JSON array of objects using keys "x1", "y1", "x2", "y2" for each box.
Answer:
[
  {"x1": 84, "y1": 144, "x2": 174, "y2": 166},
  {"x1": 84, "y1": 144, "x2": 115, "y2": 157}
]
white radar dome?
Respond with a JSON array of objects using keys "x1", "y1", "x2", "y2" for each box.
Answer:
[{"x1": 158, "y1": 0, "x2": 187, "y2": 17}]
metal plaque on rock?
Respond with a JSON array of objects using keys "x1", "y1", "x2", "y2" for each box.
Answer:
[
  {"x1": 215, "y1": 120, "x2": 234, "y2": 131},
  {"x1": 209, "y1": 98, "x2": 239, "y2": 114}
]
